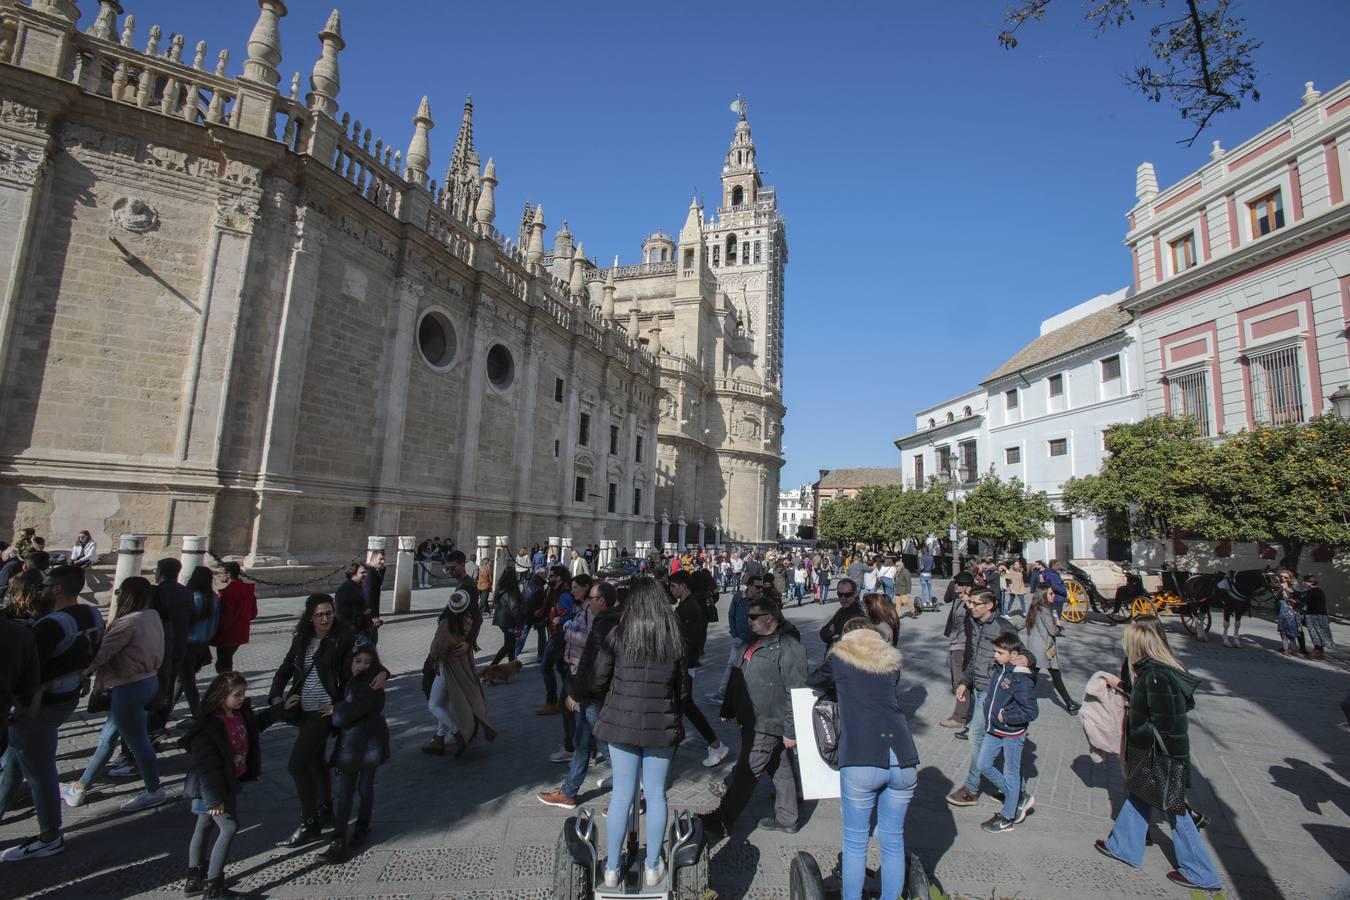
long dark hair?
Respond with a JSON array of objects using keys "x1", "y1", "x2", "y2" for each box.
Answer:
[
  {"x1": 293, "y1": 592, "x2": 347, "y2": 640},
  {"x1": 350, "y1": 644, "x2": 382, "y2": 684},
  {"x1": 185, "y1": 565, "x2": 215, "y2": 596},
  {"x1": 495, "y1": 566, "x2": 520, "y2": 595},
  {"x1": 1025, "y1": 589, "x2": 1053, "y2": 633},
  {"x1": 613, "y1": 576, "x2": 684, "y2": 663},
  {"x1": 115, "y1": 576, "x2": 155, "y2": 616},
  {"x1": 864, "y1": 592, "x2": 899, "y2": 640},
  {"x1": 201, "y1": 671, "x2": 248, "y2": 716}
]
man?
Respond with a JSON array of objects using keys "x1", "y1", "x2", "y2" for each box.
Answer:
[
  {"x1": 537, "y1": 580, "x2": 622, "y2": 809},
  {"x1": 894, "y1": 559, "x2": 915, "y2": 619},
  {"x1": 845, "y1": 553, "x2": 866, "y2": 595},
  {"x1": 443, "y1": 550, "x2": 482, "y2": 646},
  {"x1": 535, "y1": 566, "x2": 576, "y2": 716},
  {"x1": 708, "y1": 574, "x2": 757, "y2": 704},
  {"x1": 947, "y1": 589, "x2": 1024, "y2": 808},
  {"x1": 334, "y1": 561, "x2": 371, "y2": 637},
  {"x1": 151, "y1": 557, "x2": 194, "y2": 731},
  {"x1": 12, "y1": 528, "x2": 36, "y2": 558},
  {"x1": 361, "y1": 553, "x2": 386, "y2": 645},
  {"x1": 1043, "y1": 559, "x2": 1069, "y2": 630},
  {"x1": 939, "y1": 573, "x2": 977, "y2": 732},
  {"x1": 741, "y1": 552, "x2": 764, "y2": 585},
  {"x1": 703, "y1": 596, "x2": 808, "y2": 837},
  {"x1": 918, "y1": 548, "x2": 935, "y2": 609},
  {"x1": 669, "y1": 571, "x2": 730, "y2": 767},
  {"x1": 569, "y1": 548, "x2": 589, "y2": 579},
  {"x1": 819, "y1": 577, "x2": 867, "y2": 648},
  {"x1": 0, "y1": 565, "x2": 102, "y2": 860}
]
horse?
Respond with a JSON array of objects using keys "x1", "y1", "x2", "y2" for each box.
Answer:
[{"x1": 1180, "y1": 569, "x2": 1278, "y2": 646}]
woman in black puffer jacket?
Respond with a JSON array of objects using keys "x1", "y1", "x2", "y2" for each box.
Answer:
[{"x1": 590, "y1": 577, "x2": 686, "y2": 889}]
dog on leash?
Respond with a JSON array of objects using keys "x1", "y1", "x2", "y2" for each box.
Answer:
[{"x1": 479, "y1": 659, "x2": 523, "y2": 685}]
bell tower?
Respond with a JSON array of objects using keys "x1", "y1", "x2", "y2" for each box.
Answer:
[{"x1": 721, "y1": 97, "x2": 761, "y2": 209}]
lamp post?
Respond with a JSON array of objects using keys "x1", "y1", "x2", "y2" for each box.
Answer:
[
  {"x1": 948, "y1": 461, "x2": 961, "y2": 575},
  {"x1": 1328, "y1": 385, "x2": 1350, "y2": 419}
]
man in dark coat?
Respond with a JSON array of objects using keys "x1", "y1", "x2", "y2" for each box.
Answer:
[
  {"x1": 153, "y1": 557, "x2": 195, "y2": 730},
  {"x1": 334, "y1": 563, "x2": 369, "y2": 634},
  {"x1": 361, "y1": 553, "x2": 385, "y2": 645},
  {"x1": 668, "y1": 571, "x2": 729, "y2": 767},
  {"x1": 818, "y1": 577, "x2": 867, "y2": 647}
]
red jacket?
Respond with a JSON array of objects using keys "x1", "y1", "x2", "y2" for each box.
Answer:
[{"x1": 212, "y1": 579, "x2": 257, "y2": 647}]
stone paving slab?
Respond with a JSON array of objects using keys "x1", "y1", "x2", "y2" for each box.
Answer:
[{"x1": 3, "y1": 583, "x2": 1349, "y2": 898}]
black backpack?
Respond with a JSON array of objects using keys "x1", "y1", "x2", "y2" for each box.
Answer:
[{"x1": 811, "y1": 695, "x2": 841, "y2": 769}]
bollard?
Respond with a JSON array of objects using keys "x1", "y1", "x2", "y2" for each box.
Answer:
[
  {"x1": 180, "y1": 535, "x2": 206, "y2": 577},
  {"x1": 366, "y1": 535, "x2": 388, "y2": 567},
  {"x1": 393, "y1": 535, "x2": 415, "y2": 613},
  {"x1": 110, "y1": 533, "x2": 146, "y2": 619},
  {"x1": 547, "y1": 535, "x2": 561, "y2": 564},
  {"x1": 475, "y1": 535, "x2": 491, "y2": 586}
]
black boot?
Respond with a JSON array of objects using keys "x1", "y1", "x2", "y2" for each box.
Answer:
[
  {"x1": 319, "y1": 838, "x2": 348, "y2": 864},
  {"x1": 316, "y1": 803, "x2": 334, "y2": 828},
  {"x1": 277, "y1": 817, "x2": 321, "y2": 847},
  {"x1": 350, "y1": 821, "x2": 370, "y2": 848},
  {"x1": 184, "y1": 864, "x2": 207, "y2": 896},
  {"x1": 203, "y1": 876, "x2": 241, "y2": 899}
]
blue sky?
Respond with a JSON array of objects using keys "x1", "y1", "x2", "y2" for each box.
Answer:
[{"x1": 104, "y1": 1, "x2": 1347, "y2": 489}]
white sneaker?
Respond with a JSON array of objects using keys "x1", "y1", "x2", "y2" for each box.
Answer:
[
  {"x1": 702, "y1": 743, "x2": 729, "y2": 768},
  {"x1": 644, "y1": 860, "x2": 666, "y2": 887},
  {"x1": 107, "y1": 763, "x2": 138, "y2": 778},
  {"x1": 119, "y1": 788, "x2": 167, "y2": 812},
  {"x1": 603, "y1": 867, "x2": 621, "y2": 888},
  {"x1": 1, "y1": 834, "x2": 64, "y2": 861},
  {"x1": 549, "y1": 748, "x2": 573, "y2": 764},
  {"x1": 59, "y1": 783, "x2": 85, "y2": 808},
  {"x1": 595, "y1": 774, "x2": 610, "y2": 789}
]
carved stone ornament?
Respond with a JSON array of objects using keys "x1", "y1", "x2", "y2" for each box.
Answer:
[
  {"x1": 574, "y1": 449, "x2": 595, "y2": 473},
  {"x1": 0, "y1": 100, "x2": 46, "y2": 130},
  {"x1": 660, "y1": 395, "x2": 678, "y2": 421},
  {"x1": 109, "y1": 196, "x2": 160, "y2": 234},
  {"x1": 0, "y1": 143, "x2": 45, "y2": 186},
  {"x1": 215, "y1": 192, "x2": 261, "y2": 231}
]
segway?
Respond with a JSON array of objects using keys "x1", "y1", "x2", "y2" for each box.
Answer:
[
  {"x1": 788, "y1": 849, "x2": 932, "y2": 900},
  {"x1": 552, "y1": 800, "x2": 711, "y2": 900}
]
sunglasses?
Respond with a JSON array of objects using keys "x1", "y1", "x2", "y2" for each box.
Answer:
[
  {"x1": 837, "y1": 591, "x2": 856, "y2": 599},
  {"x1": 747, "y1": 612, "x2": 771, "y2": 621}
]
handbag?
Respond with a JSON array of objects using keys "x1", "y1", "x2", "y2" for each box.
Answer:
[
  {"x1": 811, "y1": 695, "x2": 841, "y2": 769},
  {"x1": 1124, "y1": 722, "x2": 1186, "y2": 813},
  {"x1": 87, "y1": 683, "x2": 111, "y2": 714}
]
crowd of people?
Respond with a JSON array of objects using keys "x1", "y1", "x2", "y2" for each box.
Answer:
[{"x1": 0, "y1": 527, "x2": 1336, "y2": 898}]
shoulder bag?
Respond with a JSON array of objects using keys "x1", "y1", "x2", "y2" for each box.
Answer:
[
  {"x1": 812, "y1": 694, "x2": 841, "y2": 769},
  {"x1": 1124, "y1": 722, "x2": 1186, "y2": 813}
]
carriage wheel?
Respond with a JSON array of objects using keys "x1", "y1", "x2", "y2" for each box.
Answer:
[
  {"x1": 1180, "y1": 606, "x2": 1212, "y2": 636},
  {"x1": 1062, "y1": 580, "x2": 1088, "y2": 624},
  {"x1": 1131, "y1": 596, "x2": 1156, "y2": 618}
]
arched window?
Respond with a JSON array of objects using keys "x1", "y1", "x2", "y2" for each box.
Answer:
[
  {"x1": 963, "y1": 405, "x2": 972, "y2": 417},
  {"x1": 946, "y1": 412, "x2": 955, "y2": 423},
  {"x1": 731, "y1": 185, "x2": 744, "y2": 207},
  {"x1": 927, "y1": 418, "x2": 936, "y2": 428},
  {"x1": 660, "y1": 248, "x2": 668, "y2": 262},
  {"x1": 725, "y1": 234, "x2": 737, "y2": 266}
]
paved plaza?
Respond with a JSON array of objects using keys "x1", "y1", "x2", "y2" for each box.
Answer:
[{"x1": 2, "y1": 582, "x2": 1348, "y2": 899}]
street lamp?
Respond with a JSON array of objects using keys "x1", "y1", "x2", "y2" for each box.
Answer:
[
  {"x1": 1328, "y1": 385, "x2": 1350, "y2": 419},
  {"x1": 948, "y1": 461, "x2": 961, "y2": 575}
]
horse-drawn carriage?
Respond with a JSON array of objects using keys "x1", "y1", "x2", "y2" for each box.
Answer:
[{"x1": 1060, "y1": 559, "x2": 1280, "y2": 640}]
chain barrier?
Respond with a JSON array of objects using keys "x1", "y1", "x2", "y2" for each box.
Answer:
[{"x1": 205, "y1": 549, "x2": 352, "y2": 590}]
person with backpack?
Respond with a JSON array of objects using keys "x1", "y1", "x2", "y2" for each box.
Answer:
[
  {"x1": 177, "y1": 566, "x2": 220, "y2": 721},
  {"x1": 0, "y1": 565, "x2": 103, "y2": 861},
  {"x1": 807, "y1": 617, "x2": 918, "y2": 900},
  {"x1": 211, "y1": 563, "x2": 256, "y2": 675}
]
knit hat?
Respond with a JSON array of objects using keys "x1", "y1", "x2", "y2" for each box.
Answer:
[{"x1": 447, "y1": 589, "x2": 472, "y2": 614}]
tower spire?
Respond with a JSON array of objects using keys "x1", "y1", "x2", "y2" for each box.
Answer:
[
  {"x1": 441, "y1": 95, "x2": 480, "y2": 219},
  {"x1": 721, "y1": 97, "x2": 760, "y2": 208}
]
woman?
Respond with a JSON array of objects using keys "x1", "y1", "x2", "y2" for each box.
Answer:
[
  {"x1": 415, "y1": 540, "x2": 434, "y2": 589},
  {"x1": 424, "y1": 590, "x2": 496, "y2": 756},
  {"x1": 1095, "y1": 621, "x2": 1221, "y2": 892},
  {"x1": 864, "y1": 591, "x2": 900, "y2": 647},
  {"x1": 267, "y1": 593, "x2": 354, "y2": 847},
  {"x1": 808, "y1": 617, "x2": 918, "y2": 900},
  {"x1": 180, "y1": 565, "x2": 220, "y2": 719},
  {"x1": 61, "y1": 576, "x2": 166, "y2": 813},
  {"x1": 490, "y1": 567, "x2": 523, "y2": 665},
  {"x1": 1025, "y1": 591, "x2": 1081, "y2": 714},
  {"x1": 1004, "y1": 559, "x2": 1028, "y2": 616},
  {"x1": 1, "y1": 569, "x2": 44, "y2": 622},
  {"x1": 591, "y1": 577, "x2": 686, "y2": 888}
]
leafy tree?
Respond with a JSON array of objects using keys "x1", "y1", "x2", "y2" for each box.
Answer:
[
  {"x1": 960, "y1": 475, "x2": 1056, "y2": 555},
  {"x1": 817, "y1": 495, "x2": 859, "y2": 547},
  {"x1": 884, "y1": 480, "x2": 955, "y2": 554},
  {"x1": 1195, "y1": 415, "x2": 1350, "y2": 570},
  {"x1": 1061, "y1": 415, "x2": 1213, "y2": 545},
  {"x1": 998, "y1": 0, "x2": 1261, "y2": 145}
]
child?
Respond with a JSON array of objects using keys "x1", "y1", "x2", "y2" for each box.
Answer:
[
  {"x1": 180, "y1": 672, "x2": 260, "y2": 899},
  {"x1": 323, "y1": 645, "x2": 390, "y2": 862},
  {"x1": 978, "y1": 632, "x2": 1039, "y2": 833},
  {"x1": 1276, "y1": 577, "x2": 1303, "y2": 655}
]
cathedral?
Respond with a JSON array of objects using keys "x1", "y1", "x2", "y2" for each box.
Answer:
[{"x1": 0, "y1": 1, "x2": 785, "y2": 569}]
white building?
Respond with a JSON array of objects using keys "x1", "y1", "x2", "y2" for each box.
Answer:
[
  {"x1": 895, "y1": 291, "x2": 1144, "y2": 562},
  {"x1": 981, "y1": 288, "x2": 1141, "y2": 562},
  {"x1": 777, "y1": 484, "x2": 815, "y2": 539}
]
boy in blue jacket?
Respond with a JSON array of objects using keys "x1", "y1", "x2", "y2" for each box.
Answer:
[{"x1": 978, "y1": 632, "x2": 1039, "y2": 833}]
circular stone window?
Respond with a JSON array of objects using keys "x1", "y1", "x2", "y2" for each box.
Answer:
[
  {"x1": 486, "y1": 343, "x2": 514, "y2": 389},
  {"x1": 417, "y1": 310, "x2": 456, "y2": 370}
]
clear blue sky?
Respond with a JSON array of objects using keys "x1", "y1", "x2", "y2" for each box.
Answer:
[{"x1": 105, "y1": 1, "x2": 1347, "y2": 489}]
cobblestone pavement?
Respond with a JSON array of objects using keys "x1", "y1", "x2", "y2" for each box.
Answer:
[{"x1": 2, "y1": 583, "x2": 1348, "y2": 899}]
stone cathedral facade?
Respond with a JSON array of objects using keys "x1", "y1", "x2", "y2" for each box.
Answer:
[{"x1": 0, "y1": 1, "x2": 785, "y2": 568}]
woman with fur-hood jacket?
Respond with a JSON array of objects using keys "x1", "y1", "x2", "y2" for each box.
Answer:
[{"x1": 807, "y1": 621, "x2": 919, "y2": 900}]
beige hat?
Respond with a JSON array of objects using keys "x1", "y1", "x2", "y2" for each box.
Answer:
[{"x1": 447, "y1": 589, "x2": 472, "y2": 614}]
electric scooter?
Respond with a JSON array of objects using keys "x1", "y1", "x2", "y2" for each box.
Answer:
[{"x1": 553, "y1": 800, "x2": 711, "y2": 899}]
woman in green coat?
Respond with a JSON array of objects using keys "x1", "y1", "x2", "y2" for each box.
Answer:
[{"x1": 1094, "y1": 622, "x2": 1221, "y2": 892}]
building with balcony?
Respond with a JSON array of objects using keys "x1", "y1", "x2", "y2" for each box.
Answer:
[{"x1": 776, "y1": 483, "x2": 815, "y2": 540}]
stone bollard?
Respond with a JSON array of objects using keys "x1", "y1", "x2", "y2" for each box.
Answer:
[
  {"x1": 547, "y1": 535, "x2": 561, "y2": 564},
  {"x1": 110, "y1": 533, "x2": 146, "y2": 619},
  {"x1": 180, "y1": 535, "x2": 207, "y2": 577},
  {"x1": 393, "y1": 535, "x2": 415, "y2": 613},
  {"x1": 475, "y1": 535, "x2": 491, "y2": 584},
  {"x1": 366, "y1": 535, "x2": 388, "y2": 567}
]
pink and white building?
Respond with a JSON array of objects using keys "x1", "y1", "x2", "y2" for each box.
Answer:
[{"x1": 1124, "y1": 79, "x2": 1350, "y2": 588}]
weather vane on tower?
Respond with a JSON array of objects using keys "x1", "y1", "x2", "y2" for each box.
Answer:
[{"x1": 730, "y1": 95, "x2": 748, "y2": 120}]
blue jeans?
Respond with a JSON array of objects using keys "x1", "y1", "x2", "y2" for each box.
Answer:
[
  {"x1": 0, "y1": 701, "x2": 74, "y2": 834},
  {"x1": 818, "y1": 578, "x2": 830, "y2": 602},
  {"x1": 541, "y1": 638, "x2": 562, "y2": 704},
  {"x1": 919, "y1": 573, "x2": 933, "y2": 605},
  {"x1": 1005, "y1": 593, "x2": 1027, "y2": 615},
  {"x1": 962, "y1": 689, "x2": 988, "y2": 794},
  {"x1": 975, "y1": 732, "x2": 1024, "y2": 820},
  {"x1": 605, "y1": 742, "x2": 674, "y2": 870},
  {"x1": 789, "y1": 582, "x2": 803, "y2": 602},
  {"x1": 880, "y1": 577, "x2": 895, "y2": 600},
  {"x1": 1106, "y1": 795, "x2": 1221, "y2": 889},
  {"x1": 840, "y1": 752, "x2": 916, "y2": 900},
  {"x1": 80, "y1": 675, "x2": 160, "y2": 792},
  {"x1": 562, "y1": 702, "x2": 606, "y2": 798}
]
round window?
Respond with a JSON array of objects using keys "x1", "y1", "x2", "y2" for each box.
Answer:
[
  {"x1": 486, "y1": 344, "x2": 514, "y2": 389},
  {"x1": 417, "y1": 310, "x2": 456, "y2": 369}
]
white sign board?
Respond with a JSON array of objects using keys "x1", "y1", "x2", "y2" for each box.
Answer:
[{"x1": 791, "y1": 687, "x2": 840, "y2": 800}]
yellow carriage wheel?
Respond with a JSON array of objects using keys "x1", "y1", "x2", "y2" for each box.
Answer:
[
  {"x1": 1131, "y1": 596, "x2": 1157, "y2": 618},
  {"x1": 1062, "y1": 579, "x2": 1089, "y2": 624}
]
